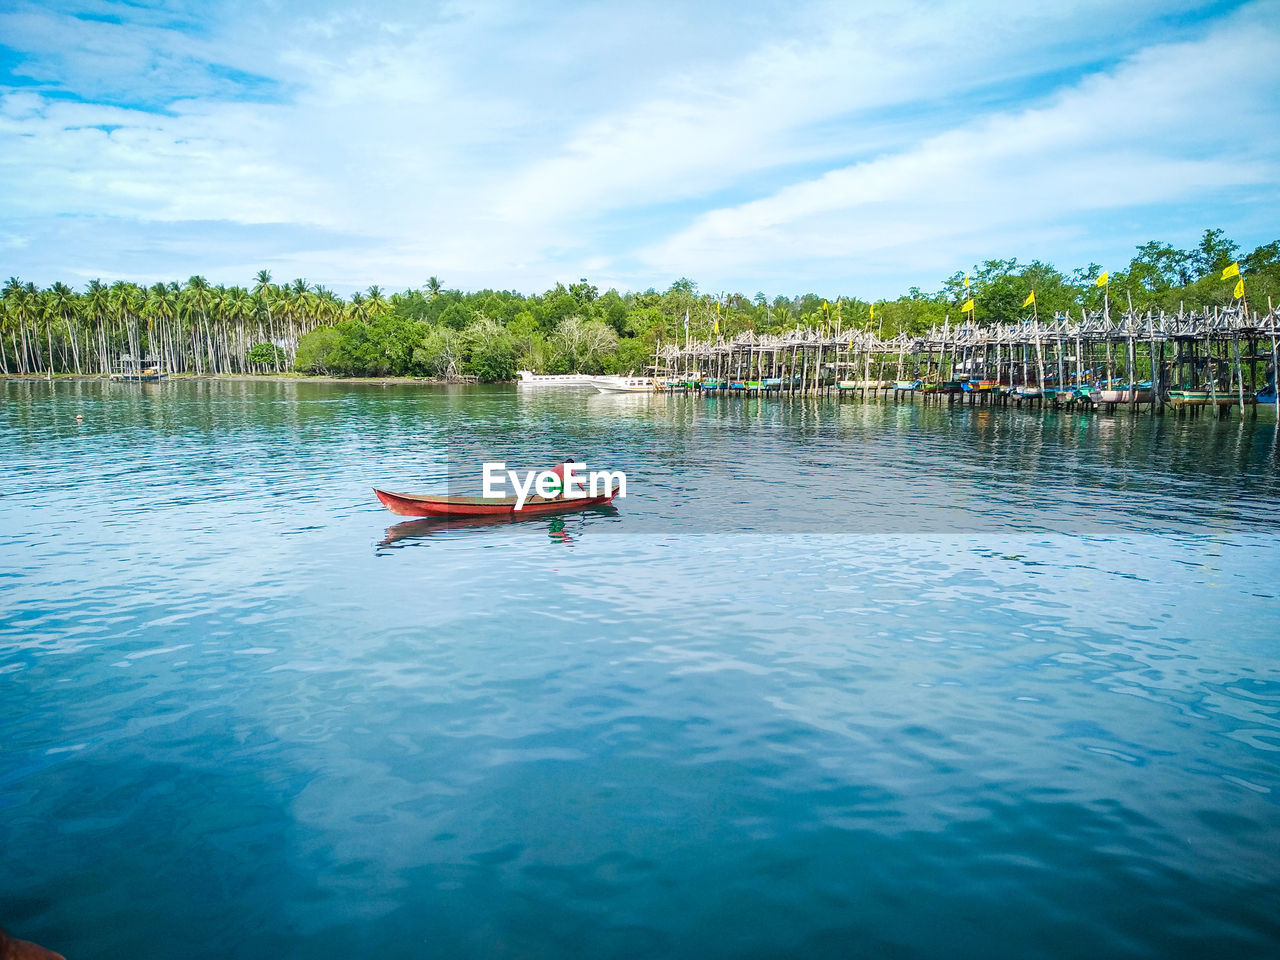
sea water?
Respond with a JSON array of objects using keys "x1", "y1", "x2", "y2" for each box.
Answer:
[{"x1": 2, "y1": 380, "x2": 1278, "y2": 958}]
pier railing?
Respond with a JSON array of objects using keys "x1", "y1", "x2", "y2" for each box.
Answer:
[{"x1": 665, "y1": 306, "x2": 1280, "y2": 417}]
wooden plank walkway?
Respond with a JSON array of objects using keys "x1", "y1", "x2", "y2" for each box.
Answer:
[{"x1": 665, "y1": 306, "x2": 1280, "y2": 419}]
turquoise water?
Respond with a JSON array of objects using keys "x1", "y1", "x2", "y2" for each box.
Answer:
[{"x1": 2, "y1": 379, "x2": 1279, "y2": 959}]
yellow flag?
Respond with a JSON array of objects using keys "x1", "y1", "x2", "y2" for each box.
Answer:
[
  {"x1": 961, "y1": 298, "x2": 975, "y2": 313},
  {"x1": 963, "y1": 273, "x2": 970, "y2": 289},
  {"x1": 869, "y1": 303, "x2": 875, "y2": 320},
  {"x1": 1096, "y1": 272, "x2": 1108, "y2": 287},
  {"x1": 1222, "y1": 262, "x2": 1240, "y2": 279},
  {"x1": 1022, "y1": 291, "x2": 1035, "y2": 307},
  {"x1": 1234, "y1": 277, "x2": 1245, "y2": 299},
  {"x1": 713, "y1": 318, "x2": 719, "y2": 334}
]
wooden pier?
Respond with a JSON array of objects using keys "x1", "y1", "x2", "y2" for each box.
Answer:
[{"x1": 667, "y1": 305, "x2": 1280, "y2": 419}]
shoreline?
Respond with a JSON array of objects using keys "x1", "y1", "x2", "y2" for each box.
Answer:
[{"x1": 0, "y1": 372, "x2": 485, "y2": 386}]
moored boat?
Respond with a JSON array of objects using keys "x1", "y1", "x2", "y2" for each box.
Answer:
[
  {"x1": 1165, "y1": 389, "x2": 1252, "y2": 407},
  {"x1": 517, "y1": 371, "x2": 596, "y2": 388},
  {"x1": 1095, "y1": 386, "x2": 1154, "y2": 404},
  {"x1": 1167, "y1": 389, "x2": 1211, "y2": 406},
  {"x1": 588, "y1": 375, "x2": 657, "y2": 393},
  {"x1": 1045, "y1": 386, "x2": 1092, "y2": 403}
]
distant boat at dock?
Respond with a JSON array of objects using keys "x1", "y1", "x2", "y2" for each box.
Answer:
[
  {"x1": 109, "y1": 355, "x2": 167, "y2": 382},
  {"x1": 1167, "y1": 389, "x2": 1255, "y2": 408},
  {"x1": 516, "y1": 371, "x2": 596, "y2": 388},
  {"x1": 1095, "y1": 384, "x2": 1154, "y2": 404},
  {"x1": 588, "y1": 375, "x2": 658, "y2": 393}
]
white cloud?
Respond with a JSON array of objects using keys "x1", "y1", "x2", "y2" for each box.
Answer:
[
  {"x1": 0, "y1": 0, "x2": 1275, "y2": 294},
  {"x1": 639, "y1": 3, "x2": 1280, "y2": 293},
  {"x1": 490, "y1": 0, "x2": 1213, "y2": 228}
]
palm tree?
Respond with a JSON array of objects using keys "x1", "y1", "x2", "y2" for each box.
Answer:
[
  {"x1": 85, "y1": 280, "x2": 111, "y2": 374},
  {"x1": 21, "y1": 282, "x2": 41, "y2": 374},
  {"x1": 426, "y1": 276, "x2": 442, "y2": 298},
  {"x1": 182, "y1": 276, "x2": 214, "y2": 374},
  {"x1": 109, "y1": 282, "x2": 146, "y2": 374},
  {"x1": 253, "y1": 269, "x2": 280, "y2": 372},
  {"x1": 1, "y1": 277, "x2": 23, "y2": 374},
  {"x1": 45, "y1": 281, "x2": 81, "y2": 375},
  {"x1": 140, "y1": 284, "x2": 165, "y2": 373},
  {"x1": 312, "y1": 286, "x2": 343, "y2": 331},
  {"x1": 0, "y1": 277, "x2": 19, "y2": 375},
  {"x1": 280, "y1": 278, "x2": 310, "y2": 366},
  {"x1": 225, "y1": 286, "x2": 254, "y2": 370}
]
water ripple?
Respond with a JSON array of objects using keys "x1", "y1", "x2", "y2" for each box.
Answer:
[{"x1": 3, "y1": 380, "x2": 1279, "y2": 960}]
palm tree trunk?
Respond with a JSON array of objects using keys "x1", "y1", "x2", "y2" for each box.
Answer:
[
  {"x1": 18, "y1": 317, "x2": 30, "y2": 374},
  {"x1": 64, "y1": 313, "x2": 82, "y2": 375},
  {"x1": 99, "y1": 317, "x2": 108, "y2": 376},
  {"x1": 202, "y1": 314, "x2": 216, "y2": 374}
]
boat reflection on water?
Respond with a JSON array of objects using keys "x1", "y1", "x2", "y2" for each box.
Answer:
[{"x1": 378, "y1": 504, "x2": 620, "y2": 549}]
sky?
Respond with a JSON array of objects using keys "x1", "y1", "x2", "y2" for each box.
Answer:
[{"x1": 0, "y1": 0, "x2": 1277, "y2": 298}]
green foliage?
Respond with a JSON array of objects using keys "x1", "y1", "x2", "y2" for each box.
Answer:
[
  {"x1": 415, "y1": 327, "x2": 461, "y2": 378},
  {"x1": 551, "y1": 316, "x2": 619, "y2": 373},
  {"x1": 438, "y1": 302, "x2": 472, "y2": 330},
  {"x1": 463, "y1": 318, "x2": 516, "y2": 382},
  {"x1": 247, "y1": 342, "x2": 284, "y2": 366},
  {"x1": 294, "y1": 327, "x2": 340, "y2": 374},
  {"x1": 6, "y1": 229, "x2": 1279, "y2": 380},
  {"x1": 606, "y1": 336, "x2": 653, "y2": 375}
]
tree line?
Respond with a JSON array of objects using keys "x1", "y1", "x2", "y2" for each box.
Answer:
[{"x1": 3, "y1": 229, "x2": 1276, "y2": 381}]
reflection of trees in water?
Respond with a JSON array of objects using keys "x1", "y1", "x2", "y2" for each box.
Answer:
[{"x1": 8, "y1": 380, "x2": 1278, "y2": 536}]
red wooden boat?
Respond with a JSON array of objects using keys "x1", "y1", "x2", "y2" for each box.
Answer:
[{"x1": 374, "y1": 487, "x2": 620, "y2": 518}]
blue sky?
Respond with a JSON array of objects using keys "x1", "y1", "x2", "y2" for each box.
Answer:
[{"x1": 0, "y1": 0, "x2": 1276, "y2": 297}]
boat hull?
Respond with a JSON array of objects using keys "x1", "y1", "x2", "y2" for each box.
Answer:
[
  {"x1": 375, "y1": 487, "x2": 619, "y2": 518},
  {"x1": 516, "y1": 371, "x2": 596, "y2": 388},
  {"x1": 1167, "y1": 390, "x2": 1254, "y2": 407},
  {"x1": 589, "y1": 376, "x2": 656, "y2": 393},
  {"x1": 1096, "y1": 389, "x2": 1154, "y2": 404}
]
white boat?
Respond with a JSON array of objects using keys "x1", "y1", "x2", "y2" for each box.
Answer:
[
  {"x1": 588, "y1": 375, "x2": 658, "y2": 393},
  {"x1": 516, "y1": 370, "x2": 596, "y2": 389}
]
